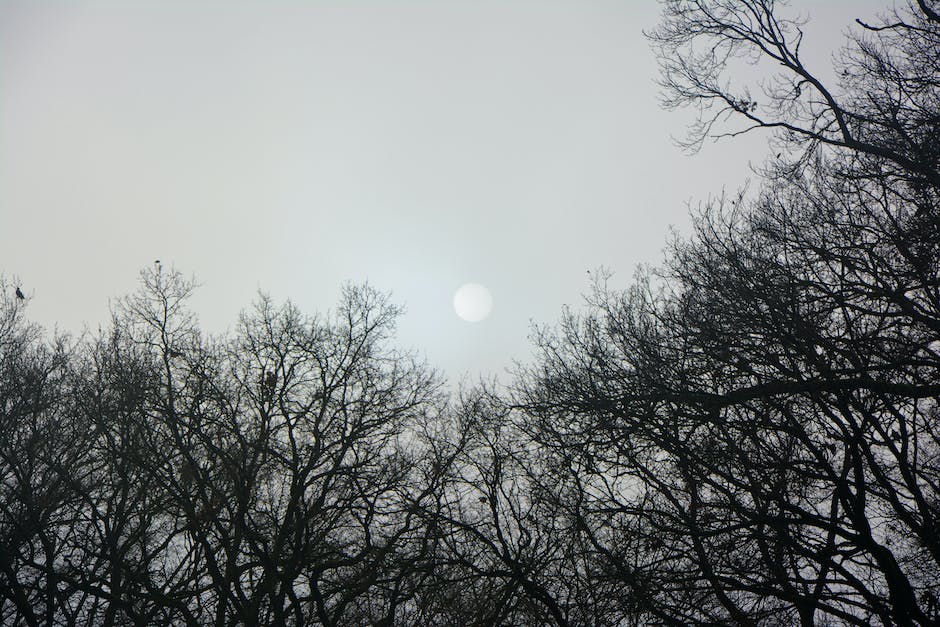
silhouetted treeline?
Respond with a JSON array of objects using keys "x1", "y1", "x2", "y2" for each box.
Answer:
[{"x1": 3, "y1": 0, "x2": 940, "y2": 624}]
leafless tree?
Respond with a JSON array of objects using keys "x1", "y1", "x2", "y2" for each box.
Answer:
[
  {"x1": 505, "y1": 3, "x2": 940, "y2": 624},
  {"x1": 0, "y1": 270, "x2": 461, "y2": 625},
  {"x1": 650, "y1": 0, "x2": 940, "y2": 189}
]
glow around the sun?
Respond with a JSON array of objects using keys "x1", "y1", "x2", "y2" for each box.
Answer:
[{"x1": 453, "y1": 283, "x2": 493, "y2": 322}]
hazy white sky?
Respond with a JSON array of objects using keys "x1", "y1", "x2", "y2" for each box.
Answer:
[{"x1": 0, "y1": 1, "x2": 884, "y2": 381}]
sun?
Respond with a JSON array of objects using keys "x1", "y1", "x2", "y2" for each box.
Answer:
[{"x1": 453, "y1": 283, "x2": 493, "y2": 322}]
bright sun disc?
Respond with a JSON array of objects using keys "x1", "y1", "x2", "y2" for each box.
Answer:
[{"x1": 453, "y1": 283, "x2": 493, "y2": 322}]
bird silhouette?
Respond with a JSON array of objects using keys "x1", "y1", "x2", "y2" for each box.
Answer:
[{"x1": 14, "y1": 287, "x2": 24, "y2": 300}]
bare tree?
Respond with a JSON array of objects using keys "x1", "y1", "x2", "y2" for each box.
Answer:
[
  {"x1": 0, "y1": 280, "x2": 89, "y2": 626},
  {"x1": 650, "y1": 0, "x2": 940, "y2": 189},
  {"x1": 514, "y1": 160, "x2": 940, "y2": 623},
  {"x1": 0, "y1": 269, "x2": 462, "y2": 625},
  {"x1": 496, "y1": 2, "x2": 940, "y2": 625},
  {"x1": 406, "y1": 390, "x2": 588, "y2": 626}
]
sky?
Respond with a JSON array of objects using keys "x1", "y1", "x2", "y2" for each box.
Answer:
[{"x1": 0, "y1": 1, "x2": 885, "y2": 382}]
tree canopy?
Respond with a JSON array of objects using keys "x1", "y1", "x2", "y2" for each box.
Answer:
[{"x1": 2, "y1": 1, "x2": 939, "y2": 624}]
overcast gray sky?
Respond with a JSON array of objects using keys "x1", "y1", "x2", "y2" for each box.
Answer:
[{"x1": 0, "y1": 1, "x2": 884, "y2": 381}]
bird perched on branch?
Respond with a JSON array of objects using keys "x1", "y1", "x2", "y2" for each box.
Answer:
[{"x1": 14, "y1": 287, "x2": 24, "y2": 300}]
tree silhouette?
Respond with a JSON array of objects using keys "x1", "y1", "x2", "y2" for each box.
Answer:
[
  {"x1": 2, "y1": 1, "x2": 939, "y2": 624},
  {"x1": 0, "y1": 271, "x2": 459, "y2": 625},
  {"x1": 502, "y1": 1, "x2": 940, "y2": 624}
]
